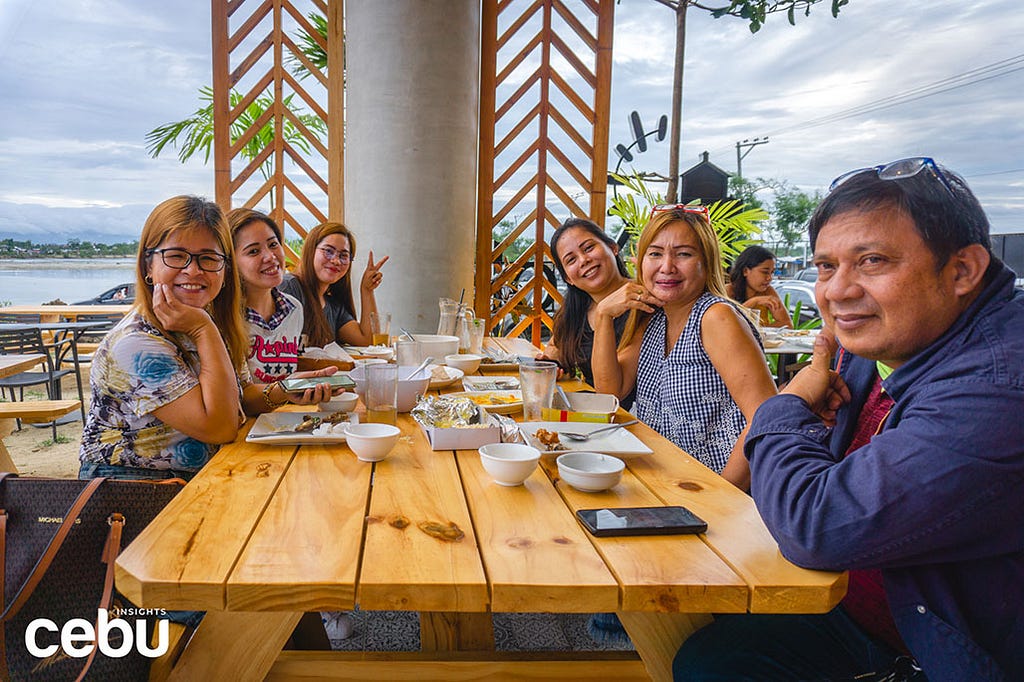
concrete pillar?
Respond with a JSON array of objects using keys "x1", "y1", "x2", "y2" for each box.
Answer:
[{"x1": 344, "y1": 0, "x2": 481, "y2": 334}]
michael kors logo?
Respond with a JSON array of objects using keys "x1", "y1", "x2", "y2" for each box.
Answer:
[{"x1": 36, "y1": 517, "x2": 82, "y2": 524}]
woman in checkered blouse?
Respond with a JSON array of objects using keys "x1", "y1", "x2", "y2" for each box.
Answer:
[{"x1": 590, "y1": 206, "x2": 777, "y2": 490}]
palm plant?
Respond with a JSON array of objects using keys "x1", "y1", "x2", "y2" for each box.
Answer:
[
  {"x1": 608, "y1": 171, "x2": 766, "y2": 271},
  {"x1": 145, "y1": 12, "x2": 330, "y2": 205},
  {"x1": 145, "y1": 87, "x2": 327, "y2": 180}
]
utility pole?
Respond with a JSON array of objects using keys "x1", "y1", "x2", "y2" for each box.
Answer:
[{"x1": 735, "y1": 137, "x2": 769, "y2": 178}]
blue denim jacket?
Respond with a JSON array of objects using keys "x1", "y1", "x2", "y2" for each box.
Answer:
[{"x1": 746, "y1": 262, "x2": 1024, "y2": 682}]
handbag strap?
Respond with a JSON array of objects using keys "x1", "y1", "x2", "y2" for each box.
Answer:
[
  {"x1": 73, "y1": 512, "x2": 125, "y2": 682},
  {"x1": 0, "y1": 475, "x2": 104, "y2": 682},
  {"x1": 1, "y1": 476, "x2": 105, "y2": 623}
]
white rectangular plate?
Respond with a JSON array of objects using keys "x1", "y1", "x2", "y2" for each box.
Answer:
[
  {"x1": 462, "y1": 375, "x2": 520, "y2": 392},
  {"x1": 518, "y1": 421, "x2": 653, "y2": 458},
  {"x1": 246, "y1": 411, "x2": 349, "y2": 445}
]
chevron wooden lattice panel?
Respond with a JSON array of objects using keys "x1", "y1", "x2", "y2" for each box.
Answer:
[
  {"x1": 476, "y1": 0, "x2": 614, "y2": 346},
  {"x1": 212, "y1": 0, "x2": 342, "y2": 257}
]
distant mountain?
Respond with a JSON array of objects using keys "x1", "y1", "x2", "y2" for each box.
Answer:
[{"x1": 0, "y1": 201, "x2": 150, "y2": 244}]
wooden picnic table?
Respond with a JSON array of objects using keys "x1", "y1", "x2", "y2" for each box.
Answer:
[
  {"x1": 115, "y1": 338, "x2": 845, "y2": 681},
  {"x1": 0, "y1": 303, "x2": 131, "y2": 323},
  {"x1": 0, "y1": 354, "x2": 83, "y2": 473}
]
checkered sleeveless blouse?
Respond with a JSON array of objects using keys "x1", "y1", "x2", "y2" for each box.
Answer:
[{"x1": 634, "y1": 292, "x2": 750, "y2": 474}]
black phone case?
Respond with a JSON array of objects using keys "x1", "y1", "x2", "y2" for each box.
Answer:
[{"x1": 576, "y1": 506, "x2": 708, "y2": 537}]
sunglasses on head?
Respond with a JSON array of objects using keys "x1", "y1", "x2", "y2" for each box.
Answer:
[
  {"x1": 829, "y1": 156, "x2": 955, "y2": 196},
  {"x1": 649, "y1": 204, "x2": 710, "y2": 220}
]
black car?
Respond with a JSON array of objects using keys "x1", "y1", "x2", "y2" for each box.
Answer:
[{"x1": 74, "y1": 283, "x2": 135, "y2": 305}]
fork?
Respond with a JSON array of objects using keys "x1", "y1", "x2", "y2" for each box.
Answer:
[{"x1": 560, "y1": 419, "x2": 639, "y2": 442}]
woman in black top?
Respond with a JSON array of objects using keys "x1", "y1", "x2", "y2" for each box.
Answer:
[{"x1": 545, "y1": 218, "x2": 631, "y2": 393}]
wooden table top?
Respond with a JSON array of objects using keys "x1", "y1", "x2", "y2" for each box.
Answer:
[
  {"x1": 0, "y1": 354, "x2": 44, "y2": 380},
  {"x1": 116, "y1": 357, "x2": 845, "y2": 618},
  {"x1": 0, "y1": 304, "x2": 131, "y2": 322}
]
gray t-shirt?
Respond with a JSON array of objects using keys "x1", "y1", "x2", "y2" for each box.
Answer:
[{"x1": 279, "y1": 274, "x2": 355, "y2": 338}]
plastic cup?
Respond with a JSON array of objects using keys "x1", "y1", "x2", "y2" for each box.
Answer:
[
  {"x1": 365, "y1": 363, "x2": 398, "y2": 425},
  {"x1": 394, "y1": 339, "x2": 421, "y2": 366},
  {"x1": 519, "y1": 361, "x2": 558, "y2": 421},
  {"x1": 370, "y1": 311, "x2": 391, "y2": 346},
  {"x1": 467, "y1": 317, "x2": 486, "y2": 355}
]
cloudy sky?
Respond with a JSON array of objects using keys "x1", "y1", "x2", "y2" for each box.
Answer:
[{"x1": 0, "y1": 0, "x2": 1021, "y2": 243}]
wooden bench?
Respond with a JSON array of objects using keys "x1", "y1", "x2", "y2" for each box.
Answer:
[{"x1": 0, "y1": 399, "x2": 82, "y2": 473}]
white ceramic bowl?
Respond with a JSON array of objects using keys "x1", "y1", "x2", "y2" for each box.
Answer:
[
  {"x1": 349, "y1": 364, "x2": 431, "y2": 413},
  {"x1": 411, "y1": 334, "x2": 460, "y2": 363},
  {"x1": 344, "y1": 423, "x2": 401, "y2": 462},
  {"x1": 478, "y1": 443, "x2": 541, "y2": 486},
  {"x1": 444, "y1": 353, "x2": 483, "y2": 374},
  {"x1": 556, "y1": 452, "x2": 625, "y2": 492},
  {"x1": 318, "y1": 391, "x2": 359, "y2": 413},
  {"x1": 362, "y1": 345, "x2": 394, "y2": 360}
]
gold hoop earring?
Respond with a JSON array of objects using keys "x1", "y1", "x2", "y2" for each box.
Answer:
[{"x1": 145, "y1": 275, "x2": 153, "y2": 285}]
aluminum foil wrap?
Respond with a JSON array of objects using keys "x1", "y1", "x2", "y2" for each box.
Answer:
[{"x1": 411, "y1": 394, "x2": 479, "y2": 428}]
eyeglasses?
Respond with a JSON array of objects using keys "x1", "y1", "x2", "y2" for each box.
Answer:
[
  {"x1": 147, "y1": 248, "x2": 227, "y2": 272},
  {"x1": 317, "y1": 246, "x2": 351, "y2": 264},
  {"x1": 650, "y1": 204, "x2": 711, "y2": 220},
  {"x1": 828, "y1": 156, "x2": 955, "y2": 195}
]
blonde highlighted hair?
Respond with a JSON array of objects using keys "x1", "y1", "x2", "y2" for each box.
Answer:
[
  {"x1": 134, "y1": 195, "x2": 249, "y2": 371},
  {"x1": 620, "y1": 208, "x2": 728, "y2": 348}
]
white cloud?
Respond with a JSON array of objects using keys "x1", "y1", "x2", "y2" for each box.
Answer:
[{"x1": 0, "y1": 0, "x2": 1022, "y2": 241}]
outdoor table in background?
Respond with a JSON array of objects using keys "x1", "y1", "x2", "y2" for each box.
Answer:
[
  {"x1": 0, "y1": 354, "x2": 44, "y2": 471},
  {"x1": 0, "y1": 320, "x2": 110, "y2": 424},
  {"x1": 115, "y1": 341, "x2": 846, "y2": 681},
  {"x1": 0, "y1": 304, "x2": 131, "y2": 323}
]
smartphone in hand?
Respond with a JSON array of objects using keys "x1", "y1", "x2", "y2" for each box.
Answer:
[{"x1": 279, "y1": 374, "x2": 355, "y2": 393}]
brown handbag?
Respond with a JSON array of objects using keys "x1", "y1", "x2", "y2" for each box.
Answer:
[{"x1": 0, "y1": 474, "x2": 183, "y2": 681}]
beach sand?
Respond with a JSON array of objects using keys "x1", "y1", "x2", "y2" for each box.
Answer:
[{"x1": 5, "y1": 374, "x2": 83, "y2": 478}]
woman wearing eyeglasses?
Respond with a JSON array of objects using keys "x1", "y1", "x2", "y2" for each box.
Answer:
[
  {"x1": 79, "y1": 196, "x2": 336, "y2": 481},
  {"x1": 279, "y1": 221, "x2": 389, "y2": 347},
  {"x1": 591, "y1": 205, "x2": 777, "y2": 490}
]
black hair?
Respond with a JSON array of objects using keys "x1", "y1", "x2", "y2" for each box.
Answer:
[
  {"x1": 549, "y1": 217, "x2": 629, "y2": 375},
  {"x1": 728, "y1": 245, "x2": 777, "y2": 303},
  {"x1": 809, "y1": 162, "x2": 990, "y2": 268}
]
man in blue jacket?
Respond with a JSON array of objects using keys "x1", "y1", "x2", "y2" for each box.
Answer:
[{"x1": 674, "y1": 158, "x2": 1023, "y2": 681}]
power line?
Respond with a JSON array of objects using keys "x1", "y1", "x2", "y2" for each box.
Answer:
[{"x1": 765, "y1": 53, "x2": 1024, "y2": 138}]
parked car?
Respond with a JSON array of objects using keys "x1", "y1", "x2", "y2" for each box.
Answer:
[
  {"x1": 774, "y1": 279, "x2": 820, "y2": 326},
  {"x1": 793, "y1": 266, "x2": 818, "y2": 282},
  {"x1": 74, "y1": 283, "x2": 135, "y2": 305}
]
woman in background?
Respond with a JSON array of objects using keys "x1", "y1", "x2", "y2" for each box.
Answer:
[
  {"x1": 592, "y1": 205, "x2": 777, "y2": 491},
  {"x1": 80, "y1": 196, "x2": 334, "y2": 481},
  {"x1": 279, "y1": 221, "x2": 388, "y2": 347},
  {"x1": 229, "y1": 208, "x2": 304, "y2": 383},
  {"x1": 726, "y1": 245, "x2": 792, "y2": 328}
]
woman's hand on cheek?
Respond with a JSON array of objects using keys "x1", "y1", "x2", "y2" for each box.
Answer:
[
  {"x1": 596, "y1": 282, "x2": 661, "y2": 319},
  {"x1": 152, "y1": 283, "x2": 212, "y2": 336}
]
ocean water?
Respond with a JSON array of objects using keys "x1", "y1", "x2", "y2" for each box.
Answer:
[{"x1": 0, "y1": 259, "x2": 135, "y2": 305}]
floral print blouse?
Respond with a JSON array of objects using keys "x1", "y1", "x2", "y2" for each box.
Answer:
[{"x1": 79, "y1": 311, "x2": 242, "y2": 472}]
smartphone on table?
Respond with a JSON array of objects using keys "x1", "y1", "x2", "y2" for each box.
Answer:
[
  {"x1": 279, "y1": 374, "x2": 355, "y2": 393},
  {"x1": 576, "y1": 506, "x2": 707, "y2": 537}
]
